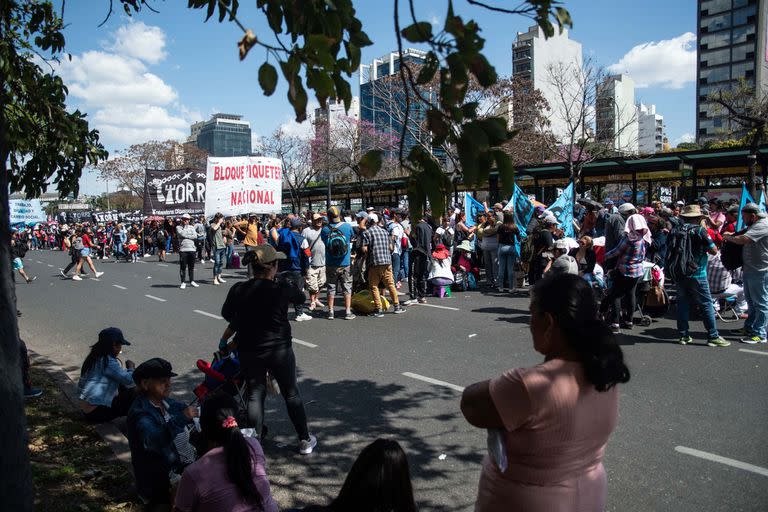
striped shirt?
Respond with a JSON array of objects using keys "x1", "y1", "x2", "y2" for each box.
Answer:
[{"x1": 605, "y1": 236, "x2": 646, "y2": 278}]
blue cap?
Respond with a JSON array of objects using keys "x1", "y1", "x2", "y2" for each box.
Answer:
[{"x1": 604, "y1": 199, "x2": 614, "y2": 205}]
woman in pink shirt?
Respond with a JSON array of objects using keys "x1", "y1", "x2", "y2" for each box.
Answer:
[
  {"x1": 461, "y1": 273, "x2": 630, "y2": 512},
  {"x1": 174, "y1": 394, "x2": 278, "y2": 512}
]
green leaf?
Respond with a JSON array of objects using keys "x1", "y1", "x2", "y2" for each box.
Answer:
[
  {"x1": 478, "y1": 118, "x2": 508, "y2": 145},
  {"x1": 258, "y1": 62, "x2": 278, "y2": 96},
  {"x1": 494, "y1": 150, "x2": 515, "y2": 196},
  {"x1": 427, "y1": 109, "x2": 449, "y2": 145},
  {"x1": 555, "y1": 7, "x2": 573, "y2": 31},
  {"x1": 401, "y1": 22, "x2": 433, "y2": 43},
  {"x1": 468, "y1": 54, "x2": 497, "y2": 87},
  {"x1": 358, "y1": 150, "x2": 383, "y2": 178},
  {"x1": 416, "y1": 51, "x2": 439, "y2": 85}
]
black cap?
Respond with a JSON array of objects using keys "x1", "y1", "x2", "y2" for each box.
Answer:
[
  {"x1": 99, "y1": 327, "x2": 131, "y2": 346},
  {"x1": 132, "y1": 358, "x2": 177, "y2": 384}
]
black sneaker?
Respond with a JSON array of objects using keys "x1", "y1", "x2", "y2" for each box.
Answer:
[
  {"x1": 393, "y1": 305, "x2": 406, "y2": 314},
  {"x1": 373, "y1": 310, "x2": 384, "y2": 318},
  {"x1": 24, "y1": 387, "x2": 42, "y2": 399}
]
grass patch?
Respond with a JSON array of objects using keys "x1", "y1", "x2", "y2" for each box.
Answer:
[{"x1": 27, "y1": 367, "x2": 141, "y2": 511}]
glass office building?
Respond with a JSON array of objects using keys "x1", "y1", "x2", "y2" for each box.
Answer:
[
  {"x1": 697, "y1": 0, "x2": 768, "y2": 142},
  {"x1": 192, "y1": 114, "x2": 252, "y2": 157}
]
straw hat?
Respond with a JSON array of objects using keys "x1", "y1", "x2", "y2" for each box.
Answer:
[
  {"x1": 680, "y1": 204, "x2": 705, "y2": 218},
  {"x1": 456, "y1": 240, "x2": 473, "y2": 253}
]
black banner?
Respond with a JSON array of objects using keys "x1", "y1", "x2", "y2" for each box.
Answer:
[
  {"x1": 143, "y1": 169, "x2": 206, "y2": 216},
  {"x1": 92, "y1": 210, "x2": 145, "y2": 224}
]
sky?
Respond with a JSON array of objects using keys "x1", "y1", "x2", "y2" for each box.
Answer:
[{"x1": 54, "y1": 0, "x2": 697, "y2": 195}]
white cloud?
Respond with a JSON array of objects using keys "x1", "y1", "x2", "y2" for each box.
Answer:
[
  {"x1": 108, "y1": 21, "x2": 167, "y2": 65},
  {"x1": 52, "y1": 23, "x2": 197, "y2": 148},
  {"x1": 674, "y1": 132, "x2": 695, "y2": 146},
  {"x1": 608, "y1": 32, "x2": 696, "y2": 89}
]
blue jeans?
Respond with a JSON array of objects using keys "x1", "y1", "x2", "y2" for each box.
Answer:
[
  {"x1": 743, "y1": 271, "x2": 768, "y2": 339},
  {"x1": 582, "y1": 272, "x2": 605, "y2": 289},
  {"x1": 400, "y1": 250, "x2": 410, "y2": 281},
  {"x1": 497, "y1": 245, "x2": 517, "y2": 289},
  {"x1": 676, "y1": 275, "x2": 719, "y2": 339},
  {"x1": 225, "y1": 244, "x2": 234, "y2": 267},
  {"x1": 113, "y1": 242, "x2": 123, "y2": 260},
  {"x1": 391, "y1": 253, "x2": 401, "y2": 284},
  {"x1": 213, "y1": 247, "x2": 226, "y2": 276}
]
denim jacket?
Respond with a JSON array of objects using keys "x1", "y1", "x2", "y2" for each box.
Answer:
[
  {"x1": 78, "y1": 356, "x2": 134, "y2": 407},
  {"x1": 126, "y1": 395, "x2": 192, "y2": 500}
]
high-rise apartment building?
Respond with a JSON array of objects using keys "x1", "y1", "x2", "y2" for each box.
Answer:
[
  {"x1": 697, "y1": 0, "x2": 768, "y2": 142},
  {"x1": 191, "y1": 114, "x2": 252, "y2": 157},
  {"x1": 512, "y1": 25, "x2": 583, "y2": 142},
  {"x1": 637, "y1": 103, "x2": 665, "y2": 154},
  {"x1": 596, "y1": 74, "x2": 639, "y2": 156},
  {"x1": 359, "y1": 49, "x2": 445, "y2": 162},
  {"x1": 314, "y1": 97, "x2": 360, "y2": 141}
]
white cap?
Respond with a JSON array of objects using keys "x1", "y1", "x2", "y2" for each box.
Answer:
[{"x1": 367, "y1": 213, "x2": 379, "y2": 223}]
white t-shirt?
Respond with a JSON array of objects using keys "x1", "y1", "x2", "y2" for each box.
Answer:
[
  {"x1": 388, "y1": 222, "x2": 405, "y2": 255},
  {"x1": 301, "y1": 227, "x2": 324, "y2": 266}
]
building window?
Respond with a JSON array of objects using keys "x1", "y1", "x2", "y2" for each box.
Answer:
[
  {"x1": 701, "y1": 0, "x2": 732, "y2": 16},
  {"x1": 700, "y1": 31, "x2": 731, "y2": 49},
  {"x1": 700, "y1": 65, "x2": 731, "y2": 83},
  {"x1": 702, "y1": 48, "x2": 731, "y2": 67},
  {"x1": 732, "y1": 24, "x2": 756, "y2": 44},
  {"x1": 733, "y1": 6, "x2": 757, "y2": 26},
  {"x1": 731, "y1": 61, "x2": 754, "y2": 79},
  {"x1": 731, "y1": 43, "x2": 755, "y2": 62},
  {"x1": 701, "y1": 13, "x2": 731, "y2": 33}
]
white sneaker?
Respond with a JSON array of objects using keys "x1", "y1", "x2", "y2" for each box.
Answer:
[
  {"x1": 180, "y1": 282, "x2": 186, "y2": 289},
  {"x1": 295, "y1": 312, "x2": 313, "y2": 322},
  {"x1": 72, "y1": 275, "x2": 82, "y2": 281},
  {"x1": 95, "y1": 271, "x2": 104, "y2": 278},
  {"x1": 190, "y1": 281, "x2": 199, "y2": 288},
  {"x1": 298, "y1": 434, "x2": 317, "y2": 455},
  {"x1": 218, "y1": 277, "x2": 226, "y2": 283},
  {"x1": 314, "y1": 299, "x2": 325, "y2": 309}
]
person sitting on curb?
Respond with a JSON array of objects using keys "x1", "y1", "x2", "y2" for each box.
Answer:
[
  {"x1": 78, "y1": 327, "x2": 136, "y2": 423},
  {"x1": 174, "y1": 393, "x2": 279, "y2": 512},
  {"x1": 127, "y1": 358, "x2": 199, "y2": 509}
]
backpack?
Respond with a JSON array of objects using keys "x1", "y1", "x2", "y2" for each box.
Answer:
[
  {"x1": 520, "y1": 230, "x2": 540, "y2": 263},
  {"x1": 441, "y1": 228, "x2": 454, "y2": 248},
  {"x1": 664, "y1": 225, "x2": 701, "y2": 282},
  {"x1": 720, "y1": 240, "x2": 743, "y2": 271},
  {"x1": 326, "y1": 226, "x2": 348, "y2": 259}
]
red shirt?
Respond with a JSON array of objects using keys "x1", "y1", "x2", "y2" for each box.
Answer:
[{"x1": 81, "y1": 234, "x2": 93, "y2": 247}]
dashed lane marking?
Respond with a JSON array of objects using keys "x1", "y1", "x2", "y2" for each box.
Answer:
[
  {"x1": 402, "y1": 372, "x2": 465, "y2": 392},
  {"x1": 675, "y1": 446, "x2": 768, "y2": 478},
  {"x1": 46, "y1": 264, "x2": 53, "y2": 267},
  {"x1": 292, "y1": 338, "x2": 318, "y2": 348},
  {"x1": 739, "y1": 348, "x2": 768, "y2": 356},
  {"x1": 414, "y1": 303, "x2": 460, "y2": 311},
  {"x1": 158, "y1": 263, "x2": 169, "y2": 267},
  {"x1": 112, "y1": 285, "x2": 127, "y2": 290},
  {"x1": 144, "y1": 294, "x2": 166, "y2": 302},
  {"x1": 194, "y1": 309, "x2": 223, "y2": 320}
]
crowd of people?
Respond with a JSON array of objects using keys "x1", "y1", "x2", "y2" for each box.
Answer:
[{"x1": 18, "y1": 191, "x2": 768, "y2": 510}]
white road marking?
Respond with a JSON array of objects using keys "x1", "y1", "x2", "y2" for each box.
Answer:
[
  {"x1": 112, "y1": 285, "x2": 127, "y2": 290},
  {"x1": 158, "y1": 263, "x2": 169, "y2": 267},
  {"x1": 739, "y1": 348, "x2": 768, "y2": 356},
  {"x1": 468, "y1": 333, "x2": 477, "y2": 338},
  {"x1": 91, "y1": 278, "x2": 101, "y2": 281},
  {"x1": 292, "y1": 338, "x2": 317, "y2": 348},
  {"x1": 675, "y1": 446, "x2": 768, "y2": 478},
  {"x1": 414, "y1": 303, "x2": 460, "y2": 311},
  {"x1": 144, "y1": 294, "x2": 166, "y2": 302},
  {"x1": 402, "y1": 372, "x2": 465, "y2": 392},
  {"x1": 36, "y1": 260, "x2": 43, "y2": 264},
  {"x1": 46, "y1": 264, "x2": 53, "y2": 267},
  {"x1": 194, "y1": 309, "x2": 223, "y2": 320}
]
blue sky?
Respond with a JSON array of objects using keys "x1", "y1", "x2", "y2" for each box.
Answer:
[{"x1": 56, "y1": 1, "x2": 697, "y2": 194}]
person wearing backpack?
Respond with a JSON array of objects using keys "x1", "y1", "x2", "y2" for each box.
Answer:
[
  {"x1": 273, "y1": 218, "x2": 312, "y2": 321},
  {"x1": 10, "y1": 231, "x2": 36, "y2": 283},
  {"x1": 322, "y1": 207, "x2": 355, "y2": 319},
  {"x1": 667, "y1": 205, "x2": 729, "y2": 347},
  {"x1": 724, "y1": 202, "x2": 768, "y2": 344}
]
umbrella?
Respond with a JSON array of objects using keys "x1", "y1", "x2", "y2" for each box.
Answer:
[{"x1": 577, "y1": 198, "x2": 602, "y2": 210}]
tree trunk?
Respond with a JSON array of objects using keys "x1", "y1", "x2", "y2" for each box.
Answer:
[{"x1": 0, "y1": 80, "x2": 33, "y2": 510}]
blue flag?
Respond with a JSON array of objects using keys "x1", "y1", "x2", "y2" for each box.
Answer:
[
  {"x1": 464, "y1": 192, "x2": 485, "y2": 227},
  {"x1": 759, "y1": 190, "x2": 767, "y2": 214},
  {"x1": 737, "y1": 183, "x2": 756, "y2": 231},
  {"x1": 547, "y1": 182, "x2": 575, "y2": 238}
]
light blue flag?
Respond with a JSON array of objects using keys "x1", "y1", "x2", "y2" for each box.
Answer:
[
  {"x1": 505, "y1": 184, "x2": 535, "y2": 257},
  {"x1": 759, "y1": 190, "x2": 767, "y2": 213},
  {"x1": 464, "y1": 192, "x2": 485, "y2": 228},
  {"x1": 547, "y1": 182, "x2": 575, "y2": 238},
  {"x1": 737, "y1": 183, "x2": 756, "y2": 231}
]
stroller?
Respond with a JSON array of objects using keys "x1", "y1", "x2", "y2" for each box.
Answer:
[
  {"x1": 635, "y1": 262, "x2": 668, "y2": 325},
  {"x1": 193, "y1": 351, "x2": 249, "y2": 421}
]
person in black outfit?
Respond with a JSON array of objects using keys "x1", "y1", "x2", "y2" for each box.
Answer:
[
  {"x1": 219, "y1": 244, "x2": 317, "y2": 455},
  {"x1": 406, "y1": 214, "x2": 433, "y2": 304}
]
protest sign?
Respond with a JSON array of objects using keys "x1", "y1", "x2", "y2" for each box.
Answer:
[
  {"x1": 143, "y1": 169, "x2": 206, "y2": 216},
  {"x1": 10, "y1": 199, "x2": 46, "y2": 224},
  {"x1": 205, "y1": 156, "x2": 282, "y2": 217}
]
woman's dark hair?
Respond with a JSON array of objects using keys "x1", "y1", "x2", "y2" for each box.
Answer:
[
  {"x1": 80, "y1": 338, "x2": 117, "y2": 377},
  {"x1": 502, "y1": 211, "x2": 516, "y2": 225},
  {"x1": 241, "y1": 251, "x2": 277, "y2": 276},
  {"x1": 531, "y1": 273, "x2": 630, "y2": 392},
  {"x1": 200, "y1": 394, "x2": 262, "y2": 507},
  {"x1": 331, "y1": 439, "x2": 417, "y2": 512}
]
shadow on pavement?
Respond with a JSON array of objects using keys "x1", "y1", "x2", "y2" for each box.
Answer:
[{"x1": 472, "y1": 306, "x2": 529, "y2": 315}]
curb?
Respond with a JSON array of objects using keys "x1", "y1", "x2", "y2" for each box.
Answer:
[{"x1": 28, "y1": 349, "x2": 133, "y2": 467}]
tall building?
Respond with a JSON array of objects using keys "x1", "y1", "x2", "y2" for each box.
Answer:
[
  {"x1": 697, "y1": 0, "x2": 768, "y2": 142},
  {"x1": 359, "y1": 49, "x2": 445, "y2": 162},
  {"x1": 637, "y1": 103, "x2": 665, "y2": 154},
  {"x1": 512, "y1": 25, "x2": 583, "y2": 141},
  {"x1": 314, "y1": 97, "x2": 360, "y2": 141},
  {"x1": 191, "y1": 114, "x2": 252, "y2": 157},
  {"x1": 595, "y1": 74, "x2": 639, "y2": 155}
]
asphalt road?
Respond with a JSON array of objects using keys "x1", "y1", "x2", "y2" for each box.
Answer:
[{"x1": 15, "y1": 249, "x2": 768, "y2": 511}]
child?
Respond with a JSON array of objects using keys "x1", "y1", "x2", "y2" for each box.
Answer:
[
  {"x1": 11, "y1": 232, "x2": 36, "y2": 283},
  {"x1": 125, "y1": 236, "x2": 140, "y2": 263}
]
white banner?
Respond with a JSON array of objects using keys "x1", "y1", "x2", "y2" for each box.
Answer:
[
  {"x1": 10, "y1": 199, "x2": 46, "y2": 225},
  {"x1": 205, "y1": 156, "x2": 283, "y2": 217}
]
